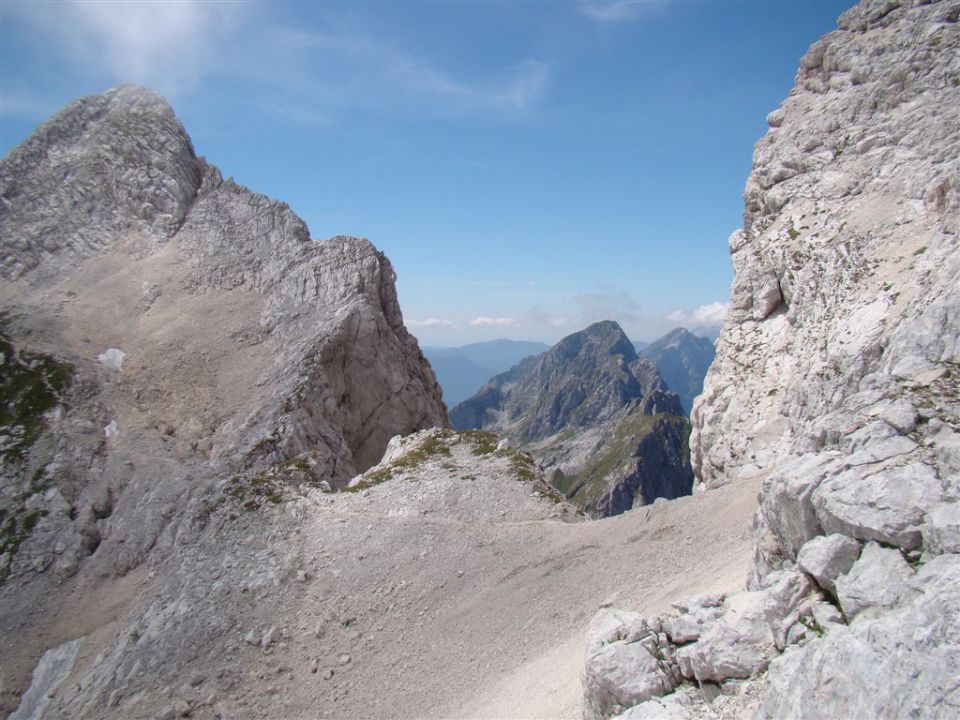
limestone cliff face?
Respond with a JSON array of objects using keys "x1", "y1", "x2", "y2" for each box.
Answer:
[
  {"x1": 691, "y1": 0, "x2": 959, "y2": 491},
  {"x1": 0, "y1": 85, "x2": 447, "y2": 714},
  {"x1": 451, "y1": 321, "x2": 693, "y2": 516},
  {"x1": 583, "y1": 2, "x2": 959, "y2": 718}
]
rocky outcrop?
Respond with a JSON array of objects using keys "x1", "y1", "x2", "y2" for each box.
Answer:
[
  {"x1": 0, "y1": 85, "x2": 447, "y2": 715},
  {"x1": 451, "y1": 321, "x2": 693, "y2": 516},
  {"x1": 690, "y1": 0, "x2": 959, "y2": 492},
  {"x1": 587, "y1": 1, "x2": 959, "y2": 717},
  {"x1": 638, "y1": 328, "x2": 715, "y2": 415}
]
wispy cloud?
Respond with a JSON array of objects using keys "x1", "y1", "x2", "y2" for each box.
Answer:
[
  {"x1": 578, "y1": 1, "x2": 665, "y2": 23},
  {"x1": 667, "y1": 301, "x2": 727, "y2": 329},
  {"x1": 8, "y1": 0, "x2": 245, "y2": 97},
  {"x1": 409, "y1": 318, "x2": 457, "y2": 329},
  {"x1": 573, "y1": 290, "x2": 642, "y2": 325},
  {"x1": 528, "y1": 305, "x2": 569, "y2": 328},
  {"x1": 470, "y1": 317, "x2": 517, "y2": 327},
  {"x1": 4, "y1": 1, "x2": 549, "y2": 123}
]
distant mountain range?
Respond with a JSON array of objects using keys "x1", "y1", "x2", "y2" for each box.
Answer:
[
  {"x1": 423, "y1": 339, "x2": 550, "y2": 406},
  {"x1": 449, "y1": 321, "x2": 693, "y2": 517},
  {"x1": 637, "y1": 328, "x2": 716, "y2": 414},
  {"x1": 427, "y1": 329, "x2": 714, "y2": 415}
]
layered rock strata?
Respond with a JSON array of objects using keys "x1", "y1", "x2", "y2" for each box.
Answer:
[
  {"x1": 0, "y1": 85, "x2": 447, "y2": 714},
  {"x1": 585, "y1": 1, "x2": 960, "y2": 717}
]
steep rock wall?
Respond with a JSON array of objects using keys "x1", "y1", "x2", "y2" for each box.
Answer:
[{"x1": 585, "y1": 2, "x2": 959, "y2": 717}]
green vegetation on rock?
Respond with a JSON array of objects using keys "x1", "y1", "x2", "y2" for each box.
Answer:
[
  {"x1": 225, "y1": 453, "x2": 322, "y2": 510},
  {"x1": 553, "y1": 412, "x2": 691, "y2": 513},
  {"x1": 0, "y1": 313, "x2": 74, "y2": 465}
]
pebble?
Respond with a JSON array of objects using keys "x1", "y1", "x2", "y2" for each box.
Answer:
[{"x1": 261, "y1": 626, "x2": 279, "y2": 648}]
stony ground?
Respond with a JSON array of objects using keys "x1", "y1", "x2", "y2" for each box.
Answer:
[{"x1": 9, "y1": 430, "x2": 760, "y2": 719}]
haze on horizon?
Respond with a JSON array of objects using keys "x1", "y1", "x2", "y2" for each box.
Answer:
[{"x1": 0, "y1": 0, "x2": 854, "y2": 346}]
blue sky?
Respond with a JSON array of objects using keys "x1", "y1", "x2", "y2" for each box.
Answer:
[{"x1": 1, "y1": 0, "x2": 854, "y2": 346}]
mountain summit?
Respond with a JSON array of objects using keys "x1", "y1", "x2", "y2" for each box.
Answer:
[
  {"x1": 638, "y1": 327, "x2": 716, "y2": 415},
  {"x1": 0, "y1": 84, "x2": 448, "y2": 714},
  {"x1": 452, "y1": 321, "x2": 693, "y2": 515}
]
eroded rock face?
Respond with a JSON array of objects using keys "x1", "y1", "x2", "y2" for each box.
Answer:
[
  {"x1": 588, "y1": 1, "x2": 960, "y2": 717},
  {"x1": 0, "y1": 85, "x2": 447, "y2": 714},
  {"x1": 451, "y1": 321, "x2": 693, "y2": 516},
  {"x1": 691, "y1": 0, "x2": 959, "y2": 492}
]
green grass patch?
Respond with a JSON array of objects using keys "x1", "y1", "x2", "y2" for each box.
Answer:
[
  {"x1": 495, "y1": 446, "x2": 538, "y2": 482},
  {"x1": 224, "y1": 451, "x2": 324, "y2": 510},
  {"x1": 462, "y1": 430, "x2": 499, "y2": 456},
  {"x1": 797, "y1": 615, "x2": 825, "y2": 637},
  {"x1": 323, "y1": 430, "x2": 457, "y2": 494},
  {"x1": 553, "y1": 413, "x2": 690, "y2": 511},
  {"x1": 0, "y1": 313, "x2": 74, "y2": 465}
]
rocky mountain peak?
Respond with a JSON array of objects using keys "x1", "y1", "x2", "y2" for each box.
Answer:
[
  {"x1": 0, "y1": 86, "x2": 448, "y2": 712},
  {"x1": 638, "y1": 326, "x2": 716, "y2": 415},
  {"x1": 549, "y1": 320, "x2": 638, "y2": 364},
  {"x1": 1, "y1": 85, "x2": 203, "y2": 282},
  {"x1": 656, "y1": 327, "x2": 696, "y2": 348},
  {"x1": 451, "y1": 321, "x2": 692, "y2": 516},
  {"x1": 453, "y1": 320, "x2": 674, "y2": 442}
]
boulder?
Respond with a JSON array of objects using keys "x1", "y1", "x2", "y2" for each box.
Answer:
[
  {"x1": 835, "y1": 541, "x2": 915, "y2": 620},
  {"x1": 796, "y1": 533, "x2": 861, "y2": 596},
  {"x1": 813, "y1": 463, "x2": 942, "y2": 551},
  {"x1": 583, "y1": 610, "x2": 678, "y2": 720}
]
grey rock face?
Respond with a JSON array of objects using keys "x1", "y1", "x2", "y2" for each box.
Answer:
[
  {"x1": 451, "y1": 321, "x2": 693, "y2": 516},
  {"x1": 8, "y1": 639, "x2": 82, "y2": 720},
  {"x1": 1, "y1": 85, "x2": 202, "y2": 281},
  {"x1": 638, "y1": 327, "x2": 716, "y2": 415},
  {"x1": 583, "y1": 610, "x2": 679, "y2": 720},
  {"x1": 0, "y1": 85, "x2": 447, "y2": 714},
  {"x1": 691, "y1": 0, "x2": 960, "y2": 491},
  {"x1": 758, "y1": 555, "x2": 960, "y2": 720},
  {"x1": 834, "y1": 541, "x2": 915, "y2": 620},
  {"x1": 586, "y1": 1, "x2": 960, "y2": 717},
  {"x1": 796, "y1": 533, "x2": 861, "y2": 597}
]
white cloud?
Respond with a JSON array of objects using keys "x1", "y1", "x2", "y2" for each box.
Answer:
[
  {"x1": 666, "y1": 301, "x2": 728, "y2": 329},
  {"x1": 10, "y1": 0, "x2": 245, "y2": 96},
  {"x1": 317, "y1": 40, "x2": 548, "y2": 118},
  {"x1": 470, "y1": 317, "x2": 517, "y2": 327},
  {"x1": 579, "y1": 1, "x2": 663, "y2": 22},
  {"x1": 5, "y1": 2, "x2": 548, "y2": 122},
  {"x1": 409, "y1": 318, "x2": 457, "y2": 329}
]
